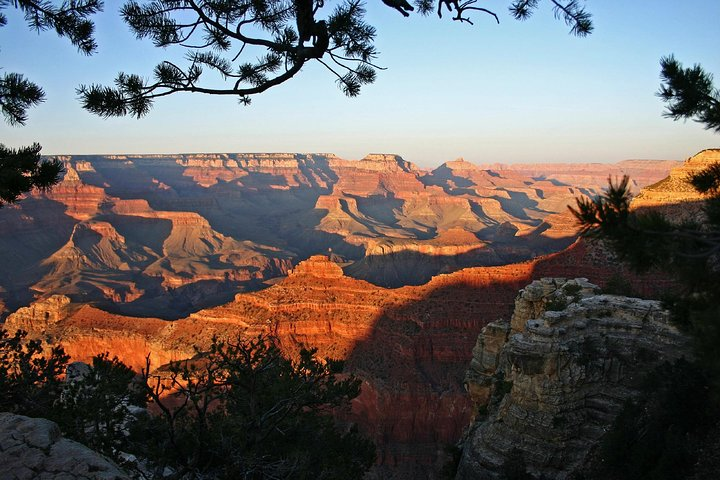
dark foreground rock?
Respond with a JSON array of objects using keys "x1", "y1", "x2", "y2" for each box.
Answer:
[{"x1": 0, "y1": 412, "x2": 130, "y2": 480}]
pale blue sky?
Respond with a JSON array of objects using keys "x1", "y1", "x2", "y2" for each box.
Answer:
[{"x1": 1, "y1": 0, "x2": 719, "y2": 168}]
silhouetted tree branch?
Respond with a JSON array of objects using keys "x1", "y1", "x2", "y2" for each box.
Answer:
[
  {"x1": 0, "y1": 1, "x2": 100, "y2": 205},
  {"x1": 659, "y1": 55, "x2": 720, "y2": 133},
  {"x1": 77, "y1": 0, "x2": 593, "y2": 117},
  {"x1": 0, "y1": 0, "x2": 102, "y2": 125}
]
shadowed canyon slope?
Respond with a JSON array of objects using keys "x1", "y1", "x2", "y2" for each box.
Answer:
[{"x1": 0, "y1": 153, "x2": 678, "y2": 318}]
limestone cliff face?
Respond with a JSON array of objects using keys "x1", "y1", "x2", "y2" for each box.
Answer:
[
  {"x1": 457, "y1": 278, "x2": 689, "y2": 480},
  {"x1": 5, "y1": 295, "x2": 71, "y2": 333}
]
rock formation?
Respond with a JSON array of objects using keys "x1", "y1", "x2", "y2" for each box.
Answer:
[
  {"x1": 457, "y1": 278, "x2": 689, "y2": 479},
  {"x1": 482, "y1": 159, "x2": 682, "y2": 193},
  {"x1": 0, "y1": 413, "x2": 130, "y2": 479}
]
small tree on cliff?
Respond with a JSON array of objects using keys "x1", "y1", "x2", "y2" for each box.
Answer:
[
  {"x1": 0, "y1": 329, "x2": 145, "y2": 458},
  {"x1": 132, "y1": 334, "x2": 375, "y2": 479},
  {"x1": 56, "y1": 353, "x2": 145, "y2": 457},
  {"x1": 0, "y1": 328, "x2": 68, "y2": 416}
]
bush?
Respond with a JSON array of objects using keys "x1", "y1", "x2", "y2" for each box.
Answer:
[
  {"x1": 0, "y1": 328, "x2": 376, "y2": 479},
  {"x1": 132, "y1": 334, "x2": 375, "y2": 479},
  {"x1": 0, "y1": 328, "x2": 68, "y2": 417},
  {"x1": 593, "y1": 359, "x2": 714, "y2": 480}
]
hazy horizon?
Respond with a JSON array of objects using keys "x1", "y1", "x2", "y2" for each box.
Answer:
[
  {"x1": 42, "y1": 150, "x2": 695, "y2": 169},
  {"x1": 2, "y1": 0, "x2": 719, "y2": 168}
]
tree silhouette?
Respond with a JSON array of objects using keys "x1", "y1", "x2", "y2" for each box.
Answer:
[
  {"x1": 77, "y1": 0, "x2": 593, "y2": 117},
  {"x1": 0, "y1": 1, "x2": 101, "y2": 205},
  {"x1": 570, "y1": 58, "x2": 720, "y2": 280},
  {"x1": 0, "y1": 143, "x2": 63, "y2": 207},
  {"x1": 0, "y1": 1, "x2": 102, "y2": 125},
  {"x1": 569, "y1": 58, "x2": 720, "y2": 480},
  {"x1": 659, "y1": 55, "x2": 720, "y2": 134},
  {"x1": 135, "y1": 334, "x2": 375, "y2": 479}
]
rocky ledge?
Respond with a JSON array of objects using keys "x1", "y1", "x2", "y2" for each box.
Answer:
[
  {"x1": 0, "y1": 413, "x2": 129, "y2": 480},
  {"x1": 457, "y1": 278, "x2": 689, "y2": 479}
]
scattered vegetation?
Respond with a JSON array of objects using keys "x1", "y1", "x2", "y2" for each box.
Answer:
[
  {"x1": 0, "y1": 329, "x2": 375, "y2": 479},
  {"x1": 591, "y1": 360, "x2": 714, "y2": 480},
  {"x1": 544, "y1": 295, "x2": 568, "y2": 311},
  {"x1": 502, "y1": 448, "x2": 535, "y2": 480},
  {"x1": 601, "y1": 273, "x2": 637, "y2": 297}
]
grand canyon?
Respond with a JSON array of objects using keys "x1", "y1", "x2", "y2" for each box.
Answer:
[
  {"x1": 4, "y1": 149, "x2": 709, "y2": 478},
  {"x1": 0, "y1": 153, "x2": 678, "y2": 319}
]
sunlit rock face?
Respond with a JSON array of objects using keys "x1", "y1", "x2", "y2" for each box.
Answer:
[
  {"x1": 0, "y1": 153, "x2": 678, "y2": 318},
  {"x1": 631, "y1": 148, "x2": 720, "y2": 222},
  {"x1": 482, "y1": 159, "x2": 683, "y2": 193},
  {"x1": 457, "y1": 278, "x2": 689, "y2": 480}
]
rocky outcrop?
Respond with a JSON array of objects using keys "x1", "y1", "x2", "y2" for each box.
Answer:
[
  {"x1": 457, "y1": 278, "x2": 689, "y2": 480},
  {"x1": 5, "y1": 295, "x2": 71, "y2": 333},
  {"x1": 0, "y1": 413, "x2": 130, "y2": 480},
  {"x1": 288, "y1": 254, "x2": 344, "y2": 277}
]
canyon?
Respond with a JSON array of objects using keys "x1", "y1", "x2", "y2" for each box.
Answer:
[
  {"x1": 0, "y1": 153, "x2": 678, "y2": 319},
  {"x1": 3, "y1": 150, "x2": 712, "y2": 478},
  {"x1": 4, "y1": 240, "x2": 673, "y2": 478}
]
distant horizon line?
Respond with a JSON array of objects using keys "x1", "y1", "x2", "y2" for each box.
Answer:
[{"x1": 42, "y1": 150, "x2": 700, "y2": 168}]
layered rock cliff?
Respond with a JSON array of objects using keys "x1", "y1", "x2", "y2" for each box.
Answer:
[{"x1": 456, "y1": 278, "x2": 689, "y2": 479}]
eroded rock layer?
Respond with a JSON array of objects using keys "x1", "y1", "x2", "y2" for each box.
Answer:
[
  {"x1": 631, "y1": 148, "x2": 720, "y2": 221},
  {"x1": 457, "y1": 278, "x2": 689, "y2": 480}
]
